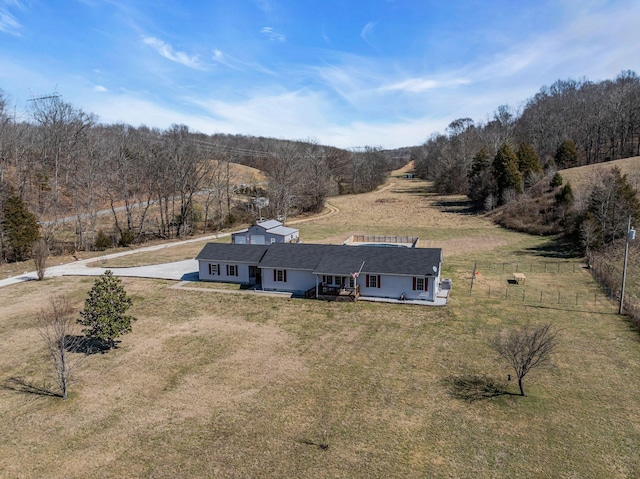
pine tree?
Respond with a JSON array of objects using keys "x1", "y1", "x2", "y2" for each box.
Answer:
[
  {"x1": 492, "y1": 143, "x2": 523, "y2": 203},
  {"x1": 555, "y1": 139, "x2": 578, "y2": 168},
  {"x1": 467, "y1": 148, "x2": 494, "y2": 209},
  {"x1": 516, "y1": 142, "x2": 542, "y2": 176},
  {"x1": 78, "y1": 270, "x2": 136, "y2": 349},
  {"x1": 1, "y1": 193, "x2": 40, "y2": 261}
]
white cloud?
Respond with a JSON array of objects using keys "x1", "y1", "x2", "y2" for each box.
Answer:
[
  {"x1": 360, "y1": 21, "x2": 376, "y2": 48},
  {"x1": 0, "y1": 1, "x2": 23, "y2": 36},
  {"x1": 94, "y1": 85, "x2": 107, "y2": 92},
  {"x1": 381, "y1": 77, "x2": 471, "y2": 93},
  {"x1": 260, "y1": 27, "x2": 285, "y2": 42},
  {"x1": 142, "y1": 36, "x2": 204, "y2": 69},
  {"x1": 212, "y1": 49, "x2": 242, "y2": 70}
]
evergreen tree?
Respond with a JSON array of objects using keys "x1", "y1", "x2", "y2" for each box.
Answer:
[
  {"x1": 516, "y1": 142, "x2": 542, "y2": 176},
  {"x1": 555, "y1": 139, "x2": 578, "y2": 168},
  {"x1": 467, "y1": 148, "x2": 494, "y2": 209},
  {"x1": 492, "y1": 143, "x2": 523, "y2": 203},
  {"x1": 581, "y1": 168, "x2": 640, "y2": 248},
  {"x1": 1, "y1": 193, "x2": 39, "y2": 261},
  {"x1": 78, "y1": 270, "x2": 136, "y2": 349}
]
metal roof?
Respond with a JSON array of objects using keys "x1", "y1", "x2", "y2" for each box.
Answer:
[
  {"x1": 256, "y1": 219, "x2": 282, "y2": 230},
  {"x1": 267, "y1": 225, "x2": 299, "y2": 236}
]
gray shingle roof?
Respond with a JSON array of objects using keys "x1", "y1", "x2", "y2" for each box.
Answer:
[
  {"x1": 195, "y1": 243, "x2": 270, "y2": 263},
  {"x1": 314, "y1": 245, "x2": 442, "y2": 276},
  {"x1": 196, "y1": 242, "x2": 442, "y2": 276},
  {"x1": 258, "y1": 243, "x2": 336, "y2": 270}
]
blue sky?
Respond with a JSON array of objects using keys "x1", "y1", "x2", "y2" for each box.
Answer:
[{"x1": 1, "y1": 0, "x2": 639, "y2": 149}]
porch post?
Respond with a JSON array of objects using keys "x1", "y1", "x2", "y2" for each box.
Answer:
[{"x1": 315, "y1": 275, "x2": 319, "y2": 297}]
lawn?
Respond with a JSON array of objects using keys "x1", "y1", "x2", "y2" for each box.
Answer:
[{"x1": 1, "y1": 177, "x2": 639, "y2": 478}]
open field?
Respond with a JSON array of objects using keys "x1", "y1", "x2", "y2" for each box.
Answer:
[
  {"x1": 1, "y1": 176, "x2": 640, "y2": 478},
  {"x1": 560, "y1": 155, "x2": 640, "y2": 192}
]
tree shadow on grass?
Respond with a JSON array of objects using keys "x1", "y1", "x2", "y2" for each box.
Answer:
[
  {"x1": 524, "y1": 236, "x2": 582, "y2": 259},
  {"x1": 2, "y1": 377, "x2": 61, "y2": 398},
  {"x1": 66, "y1": 335, "x2": 117, "y2": 355},
  {"x1": 433, "y1": 198, "x2": 477, "y2": 215},
  {"x1": 444, "y1": 374, "x2": 519, "y2": 402}
]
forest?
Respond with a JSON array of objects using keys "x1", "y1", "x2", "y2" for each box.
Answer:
[{"x1": 0, "y1": 92, "x2": 393, "y2": 262}]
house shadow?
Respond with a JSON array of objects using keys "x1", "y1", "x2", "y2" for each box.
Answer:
[
  {"x1": 2, "y1": 376, "x2": 61, "y2": 398},
  {"x1": 443, "y1": 374, "x2": 518, "y2": 402},
  {"x1": 180, "y1": 271, "x2": 200, "y2": 282}
]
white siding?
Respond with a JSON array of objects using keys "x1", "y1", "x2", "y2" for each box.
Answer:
[
  {"x1": 198, "y1": 261, "x2": 251, "y2": 284},
  {"x1": 358, "y1": 274, "x2": 436, "y2": 301},
  {"x1": 261, "y1": 268, "x2": 316, "y2": 293}
]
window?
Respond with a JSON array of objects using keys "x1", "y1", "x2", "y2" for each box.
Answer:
[
  {"x1": 413, "y1": 277, "x2": 427, "y2": 291},
  {"x1": 366, "y1": 274, "x2": 380, "y2": 288},
  {"x1": 323, "y1": 275, "x2": 333, "y2": 285},
  {"x1": 209, "y1": 263, "x2": 219, "y2": 275},
  {"x1": 274, "y1": 269, "x2": 287, "y2": 282},
  {"x1": 226, "y1": 264, "x2": 238, "y2": 276},
  {"x1": 349, "y1": 276, "x2": 355, "y2": 288}
]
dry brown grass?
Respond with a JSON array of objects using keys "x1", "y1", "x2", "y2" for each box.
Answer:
[
  {"x1": 560, "y1": 155, "x2": 640, "y2": 193},
  {"x1": 1, "y1": 176, "x2": 640, "y2": 478}
]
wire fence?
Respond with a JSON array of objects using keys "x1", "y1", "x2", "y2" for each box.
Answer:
[
  {"x1": 471, "y1": 260, "x2": 587, "y2": 275},
  {"x1": 463, "y1": 260, "x2": 615, "y2": 310}
]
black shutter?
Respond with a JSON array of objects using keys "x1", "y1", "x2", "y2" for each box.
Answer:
[
  {"x1": 284, "y1": 270, "x2": 287, "y2": 282},
  {"x1": 413, "y1": 277, "x2": 416, "y2": 290},
  {"x1": 378, "y1": 275, "x2": 381, "y2": 288},
  {"x1": 274, "y1": 269, "x2": 277, "y2": 281}
]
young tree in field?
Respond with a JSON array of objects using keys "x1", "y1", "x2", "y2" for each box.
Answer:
[
  {"x1": 32, "y1": 237, "x2": 49, "y2": 280},
  {"x1": 2, "y1": 192, "x2": 40, "y2": 261},
  {"x1": 78, "y1": 270, "x2": 136, "y2": 349},
  {"x1": 490, "y1": 323, "x2": 558, "y2": 396},
  {"x1": 38, "y1": 296, "x2": 83, "y2": 400}
]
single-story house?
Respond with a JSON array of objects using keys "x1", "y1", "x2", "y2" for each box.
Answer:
[
  {"x1": 196, "y1": 242, "x2": 443, "y2": 302},
  {"x1": 231, "y1": 219, "x2": 299, "y2": 245}
]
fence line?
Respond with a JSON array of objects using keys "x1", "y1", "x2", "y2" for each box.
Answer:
[
  {"x1": 471, "y1": 285, "x2": 606, "y2": 308},
  {"x1": 470, "y1": 261, "x2": 586, "y2": 275}
]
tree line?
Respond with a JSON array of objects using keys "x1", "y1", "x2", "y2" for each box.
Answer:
[
  {"x1": 412, "y1": 70, "x2": 640, "y2": 197},
  {"x1": 0, "y1": 92, "x2": 392, "y2": 263}
]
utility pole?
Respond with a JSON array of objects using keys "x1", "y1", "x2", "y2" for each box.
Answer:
[{"x1": 619, "y1": 215, "x2": 636, "y2": 315}]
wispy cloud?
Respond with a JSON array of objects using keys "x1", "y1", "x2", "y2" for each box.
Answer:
[
  {"x1": 381, "y1": 77, "x2": 471, "y2": 93},
  {"x1": 360, "y1": 21, "x2": 376, "y2": 48},
  {"x1": 212, "y1": 49, "x2": 242, "y2": 70},
  {"x1": 94, "y1": 85, "x2": 107, "y2": 92},
  {"x1": 260, "y1": 27, "x2": 285, "y2": 42},
  {"x1": 252, "y1": 0, "x2": 273, "y2": 12},
  {"x1": 142, "y1": 36, "x2": 204, "y2": 69},
  {"x1": 0, "y1": 0, "x2": 23, "y2": 36}
]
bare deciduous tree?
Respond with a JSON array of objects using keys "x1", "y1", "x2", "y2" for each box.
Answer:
[
  {"x1": 38, "y1": 296, "x2": 83, "y2": 399},
  {"x1": 32, "y1": 237, "x2": 49, "y2": 280},
  {"x1": 490, "y1": 323, "x2": 558, "y2": 396}
]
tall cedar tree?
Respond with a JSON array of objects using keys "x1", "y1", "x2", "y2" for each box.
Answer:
[
  {"x1": 78, "y1": 270, "x2": 136, "y2": 349},
  {"x1": 493, "y1": 143, "x2": 523, "y2": 203},
  {"x1": 2, "y1": 193, "x2": 39, "y2": 261},
  {"x1": 516, "y1": 142, "x2": 542, "y2": 176},
  {"x1": 555, "y1": 139, "x2": 578, "y2": 168},
  {"x1": 467, "y1": 148, "x2": 494, "y2": 209}
]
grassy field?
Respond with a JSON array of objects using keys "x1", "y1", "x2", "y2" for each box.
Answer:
[
  {"x1": 1, "y1": 176, "x2": 639, "y2": 478},
  {"x1": 560, "y1": 155, "x2": 640, "y2": 192}
]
